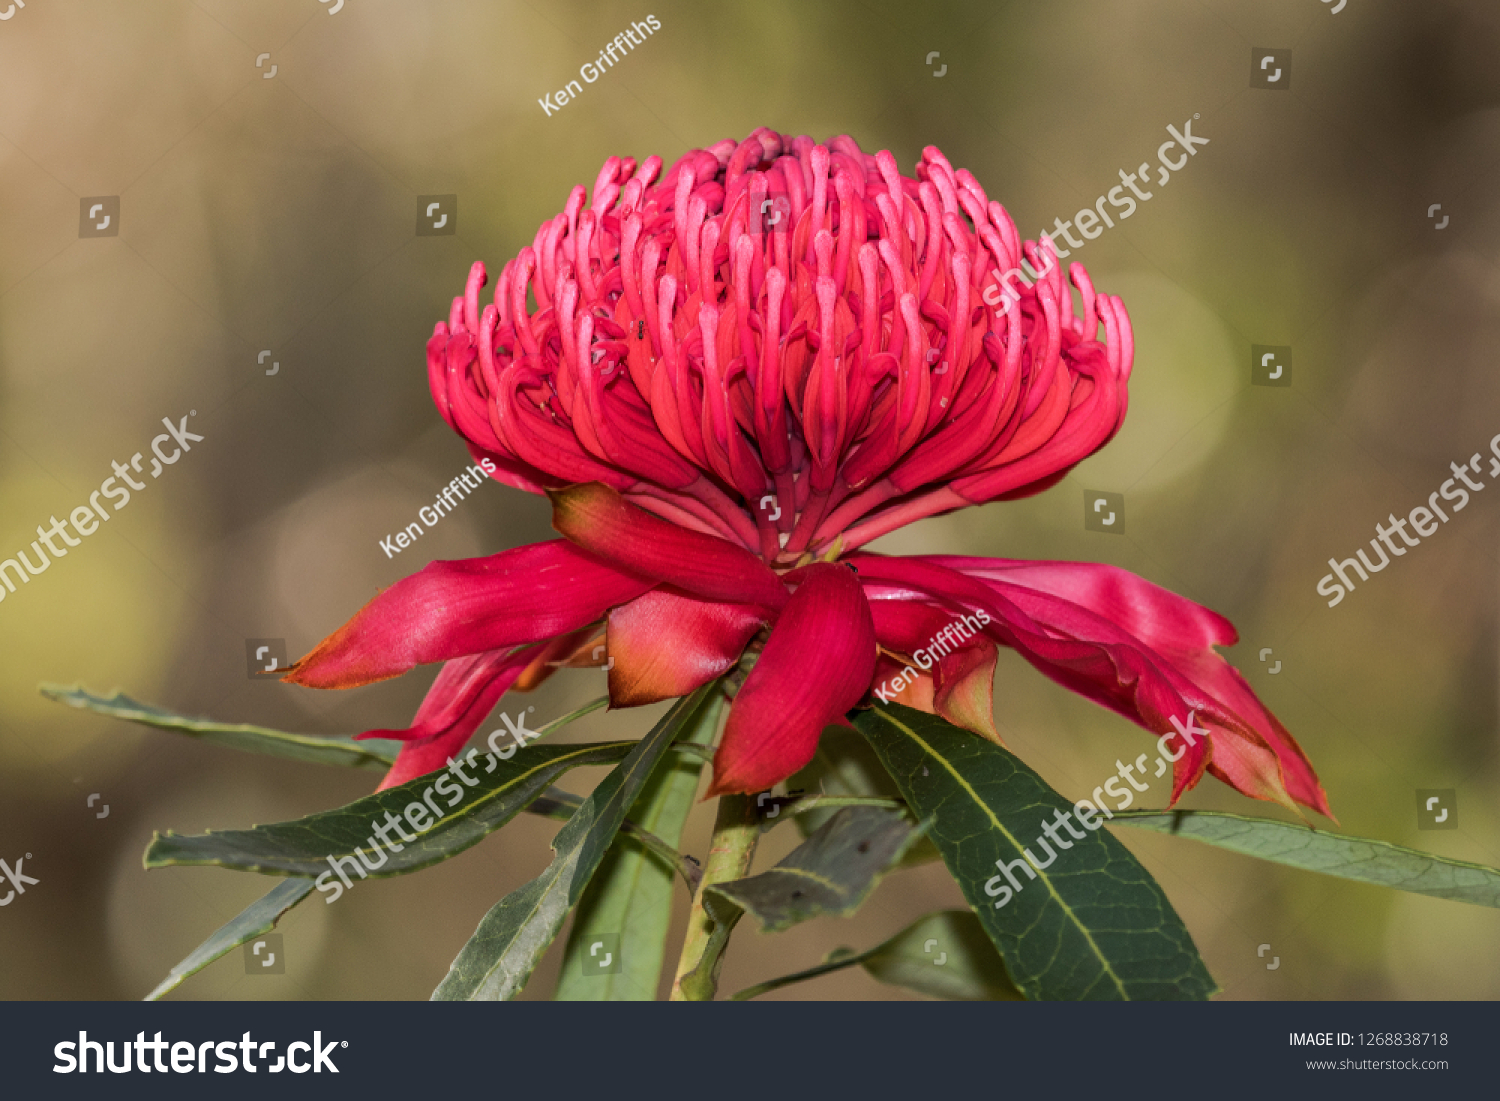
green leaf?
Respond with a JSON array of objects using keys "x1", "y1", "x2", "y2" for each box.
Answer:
[
  {"x1": 529, "y1": 790, "x2": 702, "y2": 895},
  {"x1": 758, "y1": 794, "x2": 905, "y2": 830},
  {"x1": 142, "y1": 782, "x2": 705, "y2": 1003},
  {"x1": 1115, "y1": 809, "x2": 1500, "y2": 907},
  {"x1": 855, "y1": 703, "x2": 1216, "y2": 1001},
  {"x1": 554, "y1": 692, "x2": 723, "y2": 1001},
  {"x1": 432, "y1": 685, "x2": 718, "y2": 1001},
  {"x1": 859, "y1": 909, "x2": 1025, "y2": 1000},
  {"x1": 40, "y1": 682, "x2": 402, "y2": 772},
  {"x1": 144, "y1": 878, "x2": 313, "y2": 1001},
  {"x1": 683, "y1": 805, "x2": 925, "y2": 1000},
  {"x1": 732, "y1": 910, "x2": 1023, "y2": 1001},
  {"x1": 789, "y1": 723, "x2": 940, "y2": 866},
  {"x1": 708, "y1": 806, "x2": 928, "y2": 933},
  {"x1": 145, "y1": 700, "x2": 626, "y2": 879}
]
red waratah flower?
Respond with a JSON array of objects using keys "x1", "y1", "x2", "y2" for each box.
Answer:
[{"x1": 283, "y1": 126, "x2": 1331, "y2": 819}]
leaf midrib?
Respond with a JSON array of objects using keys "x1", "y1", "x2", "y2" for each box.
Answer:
[
  {"x1": 488, "y1": 851, "x2": 580, "y2": 999},
  {"x1": 881, "y1": 710, "x2": 1128, "y2": 999},
  {"x1": 149, "y1": 741, "x2": 636, "y2": 872},
  {"x1": 405, "y1": 742, "x2": 631, "y2": 842},
  {"x1": 736, "y1": 865, "x2": 846, "y2": 897}
]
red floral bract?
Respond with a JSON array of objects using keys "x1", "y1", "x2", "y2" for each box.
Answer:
[{"x1": 285, "y1": 127, "x2": 1330, "y2": 819}]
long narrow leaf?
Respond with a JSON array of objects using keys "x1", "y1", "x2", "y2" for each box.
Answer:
[
  {"x1": 144, "y1": 878, "x2": 313, "y2": 1001},
  {"x1": 789, "y1": 724, "x2": 941, "y2": 865},
  {"x1": 41, "y1": 683, "x2": 402, "y2": 771},
  {"x1": 146, "y1": 740, "x2": 632, "y2": 879},
  {"x1": 145, "y1": 696, "x2": 620, "y2": 880},
  {"x1": 143, "y1": 786, "x2": 703, "y2": 1002},
  {"x1": 1115, "y1": 809, "x2": 1500, "y2": 906},
  {"x1": 432, "y1": 685, "x2": 719, "y2": 1001}
]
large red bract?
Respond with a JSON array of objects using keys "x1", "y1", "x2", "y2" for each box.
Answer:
[{"x1": 285, "y1": 127, "x2": 1330, "y2": 819}]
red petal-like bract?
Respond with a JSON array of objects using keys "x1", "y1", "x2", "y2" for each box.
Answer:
[
  {"x1": 932, "y1": 640, "x2": 1002, "y2": 745},
  {"x1": 364, "y1": 646, "x2": 535, "y2": 790},
  {"x1": 852, "y1": 553, "x2": 1331, "y2": 817},
  {"x1": 551, "y1": 482, "x2": 787, "y2": 611},
  {"x1": 606, "y1": 589, "x2": 766, "y2": 706},
  {"x1": 360, "y1": 632, "x2": 588, "y2": 790},
  {"x1": 868, "y1": 597, "x2": 1000, "y2": 742},
  {"x1": 283, "y1": 540, "x2": 653, "y2": 688},
  {"x1": 709, "y1": 562, "x2": 875, "y2": 796}
]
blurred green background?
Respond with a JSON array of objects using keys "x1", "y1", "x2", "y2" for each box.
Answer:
[{"x1": 1, "y1": 0, "x2": 1498, "y2": 1000}]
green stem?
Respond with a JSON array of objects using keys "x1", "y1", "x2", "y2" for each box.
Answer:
[{"x1": 670, "y1": 792, "x2": 760, "y2": 1000}]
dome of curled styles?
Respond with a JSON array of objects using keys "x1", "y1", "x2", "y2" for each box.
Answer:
[{"x1": 427, "y1": 126, "x2": 1133, "y2": 567}]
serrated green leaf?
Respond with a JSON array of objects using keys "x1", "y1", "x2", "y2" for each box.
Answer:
[
  {"x1": 146, "y1": 741, "x2": 629, "y2": 878},
  {"x1": 732, "y1": 910, "x2": 1023, "y2": 1001},
  {"x1": 40, "y1": 682, "x2": 402, "y2": 772},
  {"x1": 1115, "y1": 809, "x2": 1500, "y2": 906},
  {"x1": 432, "y1": 685, "x2": 718, "y2": 1001},
  {"x1": 788, "y1": 723, "x2": 940, "y2": 867},
  {"x1": 554, "y1": 692, "x2": 723, "y2": 1002},
  {"x1": 708, "y1": 806, "x2": 928, "y2": 933},
  {"x1": 144, "y1": 699, "x2": 621, "y2": 879},
  {"x1": 144, "y1": 878, "x2": 313, "y2": 1001},
  {"x1": 855, "y1": 703, "x2": 1216, "y2": 1001}
]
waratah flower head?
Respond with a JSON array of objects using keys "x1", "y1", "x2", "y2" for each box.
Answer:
[
  {"x1": 429, "y1": 126, "x2": 1132, "y2": 567},
  {"x1": 290, "y1": 127, "x2": 1325, "y2": 819}
]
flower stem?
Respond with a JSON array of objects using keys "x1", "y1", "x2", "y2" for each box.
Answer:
[{"x1": 669, "y1": 791, "x2": 760, "y2": 1000}]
